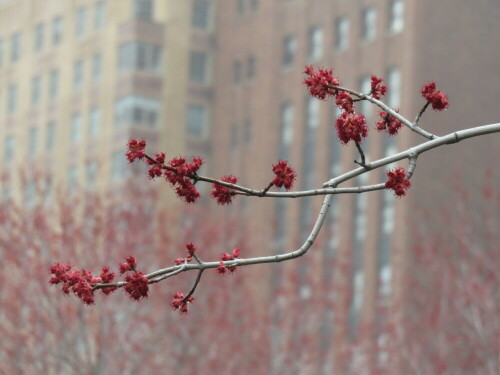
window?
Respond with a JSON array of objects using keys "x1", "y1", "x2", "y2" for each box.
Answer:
[
  {"x1": 68, "y1": 166, "x2": 78, "y2": 193},
  {"x1": 86, "y1": 161, "x2": 98, "y2": 190},
  {"x1": 379, "y1": 264, "x2": 392, "y2": 298},
  {"x1": 74, "y1": 60, "x2": 84, "y2": 90},
  {"x1": 334, "y1": 17, "x2": 349, "y2": 52},
  {"x1": 111, "y1": 151, "x2": 127, "y2": 182},
  {"x1": 31, "y1": 76, "x2": 41, "y2": 106},
  {"x1": 71, "y1": 114, "x2": 82, "y2": 144},
  {"x1": 189, "y1": 50, "x2": 209, "y2": 83},
  {"x1": 34, "y1": 23, "x2": 44, "y2": 52},
  {"x1": 49, "y1": 69, "x2": 59, "y2": 99},
  {"x1": 280, "y1": 103, "x2": 294, "y2": 148},
  {"x1": 76, "y1": 7, "x2": 88, "y2": 37},
  {"x1": 28, "y1": 128, "x2": 39, "y2": 156},
  {"x1": 247, "y1": 56, "x2": 255, "y2": 80},
  {"x1": 386, "y1": 67, "x2": 401, "y2": 108},
  {"x1": 0, "y1": 39, "x2": 4, "y2": 68},
  {"x1": 192, "y1": 0, "x2": 211, "y2": 29},
  {"x1": 89, "y1": 108, "x2": 101, "y2": 137},
  {"x1": 46, "y1": 122, "x2": 56, "y2": 151},
  {"x1": 95, "y1": 1, "x2": 106, "y2": 30},
  {"x1": 349, "y1": 270, "x2": 364, "y2": 339},
  {"x1": 389, "y1": 0, "x2": 404, "y2": 33},
  {"x1": 250, "y1": 0, "x2": 259, "y2": 10},
  {"x1": 237, "y1": 0, "x2": 245, "y2": 15},
  {"x1": 118, "y1": 42, "x2": 162, "y2": 74},
  {"x1": 134, "y1": 0, "x2": 154, "y2": 20},
  {"x1": 92, "y1": 53, "x2": 102, "y2": 83},
  {"x1": 4, "y1": 136, "x2": 15, "y2": 163},
  {"x1": 52, "y1": 17, "x2": 63, "y2": 45},
  {"x1": 233, "y1": 60, "x2": 242, "y2": 84},
  {"x1": 244, "y1": 118, "x2": 252, "y2": 146},
  {"x1": 10, "y1": 33, "x2": 21, "y2": 62},
  {"x1": 24, "y1": 181, "x2": 36, "y2": 208},
  {"x1": 362, "y1": 7, "x2": 376, "y2": 42},
  {"x1": 308, "y1": 27, "x2": 323, "y2": 61},
  {"x1": 354, "y1": 173, "x2": 369, "y2": 243},
  {"x1": 282, "y1": 35, "x2": 297, "y2": 68},
  {"x1": 114, "y1": 96, "x2": 161, "y2": 127},
  {"x1": 186, "y1": 105, "x2": 208, "y2": 137},
  {"x1": 7, "y1": 85, "x2": 17, "y2": 114}
]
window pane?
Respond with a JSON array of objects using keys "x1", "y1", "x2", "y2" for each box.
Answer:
[
  {"x1": 0, "y1": 39, "x2": 4, "y2": 68},
  {"x1": 95, "y1": 1, "x2": 106, "y2": 30},
  {"x1": 192, "y1": 0, "x2": 211, "y2": 29},
  {"x1": 189, "y1": 51, "x2": 208, "y2": 83},
  {"x1": 134, "y1": 0, "x2": 154, "y2": 20},
  {"x1": 4, "y1": 136, "x2": 15, "y2": 163},
  {"x1": 74, "y1": 60, "x2": 83, "y2": 90},
  {"x1": 362, "y1": 7, "x2": 376, "y2": 41},
  {"x1": 8, "y1": 85, "x2": 17, "y2": 114},
  {"x1": 308, "y1": 27, "x2": 323, "y2": 61},
  {"x1": 114, "y1": 96, "x2": 160, "y2": 127},
  {"x1": 71, "y1": 114, "x2": 82, "y2": 143},
  {"x1": 76, "y1": 7, "x2": 87, "y2": 37},
  {"x1": 89, "y1": 108, "x2": 101, "y2": 137},
  {"x1": 49, "y1": 70, "x2": 59, "y2": 98},
  {"x1": 282, "y1": 35, "x2": 296, "y2": 67},
  {"x1": 334, "y1": 17, "x2": 349, "y2": 51},
  {"x1": 186, "y1": 105, "x2": 207, "y2": 137},
  {"x1": 52, "y1": 17, "x2": 63, "y2": 45},
  {"x1": 389, "y1": 0, "x2": 404, "y2": 33},
  {"x1": 10, "y1": 33, "x2": 21, "y2": 62},
  {"x1": 92, "y1": 54, "x2": 102, "y2": 83},
  {"x1": 34, "y1": 23, "x2": 44, "y2": 52},
  {"x1": 118, "y1": 42, "x2": 162, "y2": 74},
  {"x1": 28, "y1": 128, "x2": 39, "y2": 156},
  {"x1": 31, "y1": 76, "x2": 41, "y2": 105},
  {"x1": 46, "y1": 122, "x2": 56, "y2": 151}
]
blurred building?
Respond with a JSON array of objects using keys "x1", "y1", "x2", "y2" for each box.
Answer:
[
  {"x1": 0, "y1": 0, "x2": 214, "y2": 208},
  {"x1": 210, "y1": 0, "x2": 500, "y2": 372},
  {"x1": 1, "y1": 0, "x2": 498, "y2": 372}
]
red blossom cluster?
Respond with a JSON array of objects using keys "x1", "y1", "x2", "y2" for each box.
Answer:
[
  {"x1": 174, "y1": 243, "x2": 198, "y2": 265},
  {"x1": 385, "y1": 168, "x2": 411, "y2": 197},
  {"x1": 335, "y1": 112, "x2": 368, "y2": 144},
  {"x1": 49, "y1": 263, "x2": 116, "y2": 305},
  {"x1": 124, "y1": 272, "x2": 149, "y2": 301},
  {"x1": 119, "y1": 255, "x2": 137, "y2": 275},
  {"x1": 421, "y1": 82, "x2": 449, "y2": 111},
  {"x1": 370, "y1": 74, "x2": 388, "y2": 99},
  {"x1": 211, "y1": 175, "x2": 238, "y2": 205},
  {"x1": 163, "y1": 157, "x2": 204, "y2": 203},
  {"x1": 171, "y1": 291, "x2": 195, "y2": 314},
  {"x1": 303, "y1": 65, "x2": 340, "y2": 100},
  {"x1": 125, "y1": 139, "x2": 147, "y2": 162},
  {"x1": 376, "y1": 111, "x2": 404, "y2": 135},
  {"x1": 335, "y1": 91, "x2": 354, "y2": 113},
  {"x1": 271, "y1": 160, "x2": 297, "y2": 190},
  {"x1": 217, "y1": 248, "x2": 241, "y2": 274}
]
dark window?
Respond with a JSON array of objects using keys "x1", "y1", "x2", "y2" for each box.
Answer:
[
  {"x1": 192, "y1": 0, "x2": 211, "y2": 29},
  {"x1": 189, "y1": 50, "x2": 208, "y2": 83},
  {"x1": 134, "y1": 0, "x2": 154, "y2": 20},
  {"x1": 282, "y1": 35, "x2": 296, "y2": 68}
]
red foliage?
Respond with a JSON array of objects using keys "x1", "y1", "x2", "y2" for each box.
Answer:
[
  {"x1": 385, "y1": 168, "x2": 411, "y2": 197},
  {"x1": 271, "y1": 160, "x2": 297, "y2": 190},
  {"x1": 421, "y1": 81, "x2": 449, "y2": 111},
  {"x1": 335, "y1": 111, "x2": 368, "y2": 144},
  {"x1": 211, "y1": 175, "x2": 238, "y2": 205},
  {"x1": 303, "y1": 65, "x2": 340, "y2": 100}
]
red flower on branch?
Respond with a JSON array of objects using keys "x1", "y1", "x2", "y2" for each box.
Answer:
[
  {"x1": 271, "y1": 160, "x2": 297, "y2": 190},
  {"x1": 164, "y1": 157, "x2": 203, "y2": 203},
  {"x1": 335, "y1": 112, "x2": 368, "y2": 144},
  {"x1": 100, "y1": 266, "x2": 117, "y2": 295},
  {"x1": 376, "y1": 111, "x2": 404, "y2": 135},
  {"x1": 211, "y1": 175, "x2": 238, "y2": 205},
  {"x1": 147, "y1": 152, "x2": 166, "y2": 179},
  {"x1": 119, "y1": 256, "x2": 137, "y2": 275},
  {"x1": 125, "y1": 138, "x2": 147, "y2": 163},
  {"x1": 171, "y1": 292, "x2": 195, "y2": 314},
  {"x1": 421, "y1": 82, "x2": 449, "y2": 111},
  {"x1": 385, "y1": 168, "x2": 411, "y2": 197},
  {"x1": 303, "y1": 65, "x2": 340, "y2": 100},
  {"x1": 124, "y1": 272, "x2": 149, "y2": 301},
  {"x1": 49, "y1": 264, "x2": 100, "y2": 305},
  {"x1": 335, "y1": 91, "x2": 354, "y2": 113},
  {"x1": 217, "y1": 248, "x2": 241, "y2": 274},
  {"x1": 370, "y1": 74, "x2": 387, "y2": 99}
]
